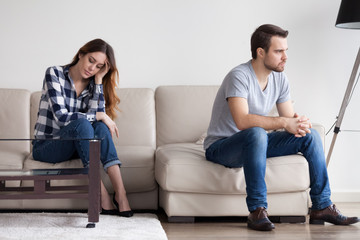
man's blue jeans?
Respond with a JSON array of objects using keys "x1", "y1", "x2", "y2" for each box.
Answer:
[
  {"x1": 33, "y1": 118, "x2": 121, "y2": 172},
  {"x1": 205, "y1": 127, "x2": 332, "y2": 212}
]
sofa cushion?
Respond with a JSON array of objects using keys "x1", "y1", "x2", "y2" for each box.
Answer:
[
  {"x1": 31, "y1": 88, "x2": 156, "y2": 148},
  {"x1": 155, "y1": 143, "x2": 310, "y2": 194},
  {"x1": 30, "y1": 91, "x2": 41, "y2": 140},
  {"x1": 114, "y1": 88, "x2": 156, "y2": 148},
  {"x1": 0, "y1": 89, "x2": 31, "y2": 172},
  {"x1": 24, "y1": 154, "x2": 84, "y2": 170},
  {"x1": 24, "y1": 145, "x2": 156, "y2": 193},
  {"x1": 22, "y1": 154, "x2": 86, "y2": 187},
  {"x1": 113, "y1": 146, "x2": 157, "y2": 193},
  {"x1": 0, "y1": 151, "x2": 28, "y2": 170},
  {"x1": 0, "y1": 89, "x2": 31, "y2": 139},
  {"x1": 106, "y1": 88, "x2": 157, "y2": 194},
  {"x1": 155, "y1": 86, "x2": 219, "y2": 146},
  {"x1": 28, "y1": 88, "x2": 156, "y2": 194}
]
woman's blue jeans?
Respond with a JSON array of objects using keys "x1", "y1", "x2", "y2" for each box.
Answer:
[
  {"x1": 32, "y1": 118, "x2": 121, "y2": 172},
  {"x1": 205, "y1": 127, "x2": 332, "y2": 212}
]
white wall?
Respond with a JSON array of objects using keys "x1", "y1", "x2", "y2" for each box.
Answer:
[{"x1": 1, "y1": 0, "x2": 359, "y2": 200}]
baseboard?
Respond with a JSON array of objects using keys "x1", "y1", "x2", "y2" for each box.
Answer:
[{"x1": 331, "y1": 191, "x2": 360, "y2": 202}]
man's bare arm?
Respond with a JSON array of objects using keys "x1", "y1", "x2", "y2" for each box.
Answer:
[{"x1": 228, "y1": 97, "x2": 311, "y2": 137}]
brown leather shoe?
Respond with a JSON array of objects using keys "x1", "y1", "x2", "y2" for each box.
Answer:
[
  {"x1": 309, "y1": 204, "x2": 359, "y2": 225},
  {"x1": 247, "y1": 207, "x2": 275, "y2": 231}
]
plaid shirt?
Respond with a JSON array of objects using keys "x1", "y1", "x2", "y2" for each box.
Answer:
[{"x1": 34, "y1": 65, "x2": 105, "y2": 138}]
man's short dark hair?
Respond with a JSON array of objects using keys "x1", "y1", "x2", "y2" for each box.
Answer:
[{"x1": 251, "y1": 24, "x2": 289, "y2": 59}]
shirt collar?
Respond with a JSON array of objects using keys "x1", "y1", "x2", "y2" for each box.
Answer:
[
  {"x1": 63, "y1": 65, "x2": 95, "y2": 97},
  {"x1": 63, "y1": 65, "x2": 95, "y2": 84}
]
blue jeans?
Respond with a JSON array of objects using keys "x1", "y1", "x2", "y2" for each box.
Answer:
[
  {"x1": 32, "y1": 118, "x2": 121, "y2": 172},
  {"x1": 205, "y1": 127, "x2": 332, "y2": 212}
]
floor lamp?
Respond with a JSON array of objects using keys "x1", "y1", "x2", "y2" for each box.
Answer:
[{"x1": 326, "y1": 0, "x2": 360, "y2": 167}]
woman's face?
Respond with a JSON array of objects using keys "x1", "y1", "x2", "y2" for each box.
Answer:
[{"x1": 77, "y1": 52, "x2": 107, "y2": 79}]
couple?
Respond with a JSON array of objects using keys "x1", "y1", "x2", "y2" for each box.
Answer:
[{"x1": 32, "y1": 24, "x2": 359, "y2": 230}]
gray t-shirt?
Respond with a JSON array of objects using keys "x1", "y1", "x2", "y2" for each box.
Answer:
[{"x1": 203, "y1": 60, "x2": 291, "y2": 150}]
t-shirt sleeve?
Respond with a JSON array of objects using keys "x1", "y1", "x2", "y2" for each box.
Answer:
[
  {"x1": 224, "y1": 70, "x2": 249, "y2": 100},
  {"x1": 276, "y1": 73, "x2": 291, "y2": 104}
]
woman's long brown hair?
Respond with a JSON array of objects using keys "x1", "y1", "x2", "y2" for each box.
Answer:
[{"x1": 69, "y1": 39, "x2": 120, "y2": 119}]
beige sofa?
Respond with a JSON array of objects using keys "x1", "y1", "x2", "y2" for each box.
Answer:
[
  {"x1": 0, "y1": 86, "x2": 325, "y2": 222},
  {"x1": 154, "y1": 86, "x2": 324, "y2": 222},
  {"x1": 0, "y1": 88, "x2": 157, "y2": 210}
]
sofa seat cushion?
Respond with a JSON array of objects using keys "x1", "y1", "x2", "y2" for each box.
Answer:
[
  {"x1": 22, "y1": 154, "x2": 85, "y2": 187},
  {"x1": 23, "y1": 146, "x2": 156, "y2": 193},
  {"x1": 113, "y1": 146, "x2": 156, "y2": 193},
  {"x1": 24, "y1": 154, "x2": 83, "y2": 170},
  {"x1": 155, "y1": 143, "x2": 310, "y2": 195},
  {"x1": 0, "y1": 151, "x2": 28, "y2": 170},
  {"x1": 0, "y1": 151, "x2": 28, "y2": 187}
]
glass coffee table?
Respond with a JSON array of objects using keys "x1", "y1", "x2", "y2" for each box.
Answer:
[{"x1": 0, "y1": 138, "x2": 101, "y2": 228}]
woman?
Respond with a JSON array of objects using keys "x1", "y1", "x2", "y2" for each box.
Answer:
[{"x1": 32, "y1": 39, "x2": 133, "y2": 217}]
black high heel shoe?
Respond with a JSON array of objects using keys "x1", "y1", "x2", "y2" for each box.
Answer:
[
  {"x1": 100, "y1": 208, "x2": 119, "y2": 216},
  {"x1": 113, "y1": 193, "x2": 134, "y2": 217}
]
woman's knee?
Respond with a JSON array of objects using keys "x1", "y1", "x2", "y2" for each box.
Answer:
[
  {"x1": 93, "y1": 121, "x2": 112, "y2": 138},
  {"x1": 72, "y1": 118, "x2": 94, "y2": 138}
]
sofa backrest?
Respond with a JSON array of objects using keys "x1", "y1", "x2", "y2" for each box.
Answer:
[
  {"x1": 113, "y1": 88, "x2": 156, "y2": 148},
  {"x1": 0, "y1": 88, "x2": 31, "y2": 153},
  {"x1": 30, "y1": 88, "x2": 156, "y2": 149},
  {"x1": 30, "y1": 91, "x2": 41, "y2": 140},
  {"x1": 155, "y1": 85, "x2": 219, "y2": 146}
]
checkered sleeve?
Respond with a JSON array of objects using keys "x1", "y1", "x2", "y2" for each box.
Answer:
[
  {"x1": 45, "y1": 67, "x2": 87, "y2": 126},
  {"x1": 82, "y1": 83, "x2": 105, "y2": 122},
  {"x1": 89, "y1": 84, "x2": 105, "y2": 111}
]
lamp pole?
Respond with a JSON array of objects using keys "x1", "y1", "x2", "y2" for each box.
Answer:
[{"x1": 326, "y1": 47, "x2": 360, "y2": 167}]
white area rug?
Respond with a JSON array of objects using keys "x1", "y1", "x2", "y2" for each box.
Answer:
[{"x1": 0, "y1": 212, "x2": 168, "y2": 240}]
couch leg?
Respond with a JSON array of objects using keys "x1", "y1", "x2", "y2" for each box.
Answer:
[
  {"x1": 168, "y1": 216, "x2": 195, "y2": 223},
  {"x1": 270, "y1": 216, "x2": 306, "y2": 223}
]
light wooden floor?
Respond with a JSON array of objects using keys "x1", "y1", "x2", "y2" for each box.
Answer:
[{"x1": 159, "y1": 202, "x2": 360, "y2": 240}]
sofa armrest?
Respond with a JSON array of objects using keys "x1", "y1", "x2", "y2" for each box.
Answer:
[{"x1": 312, "y1": 123, "x2": 325, "y2": 150}]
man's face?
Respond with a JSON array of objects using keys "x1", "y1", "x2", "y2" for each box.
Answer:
[{"x1": 263, "y1": 36, "x2": 288, "y2": 72}]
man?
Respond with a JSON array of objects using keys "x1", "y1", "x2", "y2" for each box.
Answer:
[{"x1": 204, "y1": 24, "x2": 359, "y2": 231}]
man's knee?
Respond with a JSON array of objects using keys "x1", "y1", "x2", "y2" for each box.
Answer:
[
  {"x1": 245, "y1": 127, "x2": 268, "y2": 144},
  {"x1": 310, "y1": 128, "x2": 320, "y2": 138},
  {"x1": 305, "y1": 129, "x2": 323, "y2": 147},
  {"x1": 303, "y1": 128, "x2": 320, "y2": 142}
]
